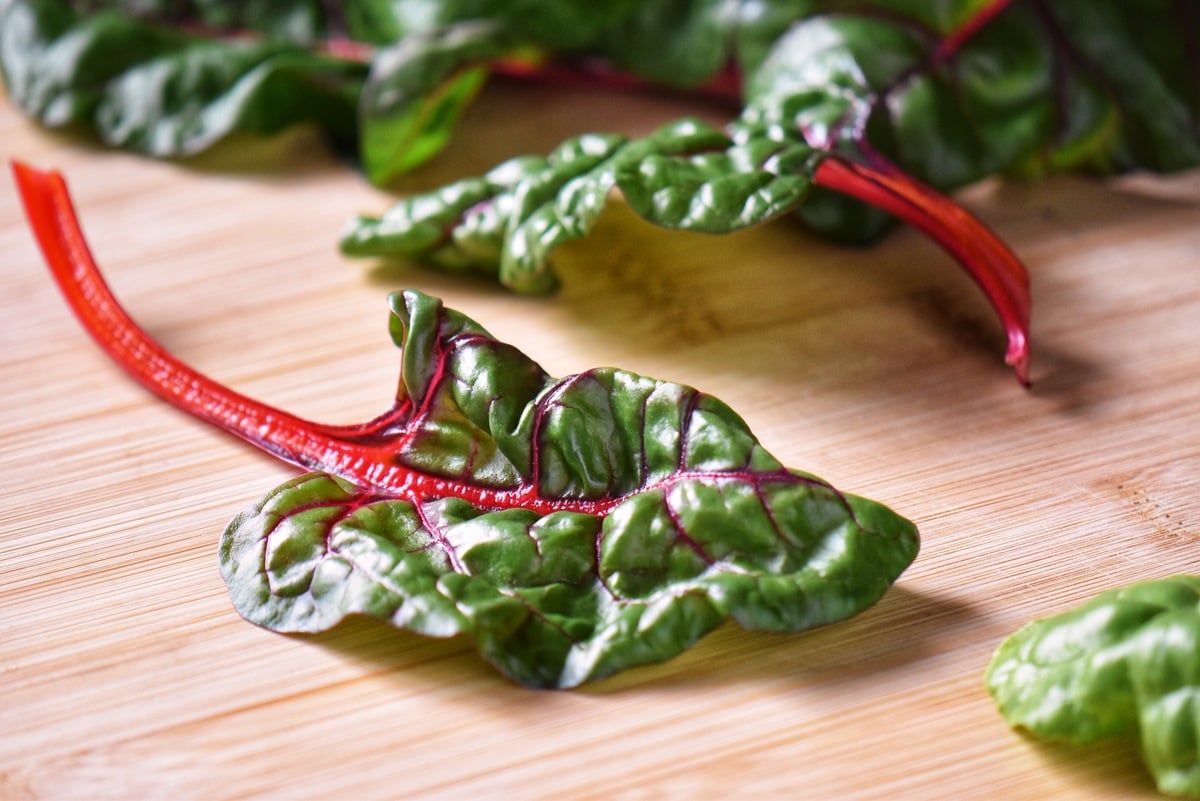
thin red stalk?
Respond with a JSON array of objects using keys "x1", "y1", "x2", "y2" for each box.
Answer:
[
  {"x1": 317, "y1": 35, "x2": 745, "y2": 107},
  {"x1": 9, "y1": 161, "x2": 600, "y2": 513},
  {"x1": 934, "y1": 0, "x2": 1015, "y2": 60},
  {"x1": 813, "y1": 155, "x2": 1031, "y2": 385},
  {"x1": 488, "y1": 58, "x2": 744, "y2": 108}
]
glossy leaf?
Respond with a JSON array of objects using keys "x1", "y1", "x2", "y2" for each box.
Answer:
[
  {"x1": 342, "y1": 98, "x2": 1033, "y2": 382},
  {"x1": 358, "y1": 21, "x2": 519, "y2": 185},
  {"x1": 340, "y1": 0, "x2": 1198, "y2": 382},
  {"x1": 746, "y1": 1, "x2": 1200, "y2": 207},
  {"x1": 987, "y1": 575, "x2": 1200, "y2": 798},
  {"x1": 0, "y1": 0, "x2": 367, "y2": 154},
  {"x1": 15, "y1": 161, "x2": 919, "y2": 689},
  {"x1": 218, "y1": 287, "x2": 920, "y2": 688},
  {"x1": 339, "y1": 118, "x2": 812, "y2": 292}
]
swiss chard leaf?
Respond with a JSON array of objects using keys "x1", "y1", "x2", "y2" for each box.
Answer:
[
  {"x1": 357, "y1": 20, "x2": 524, "y2": 186},
  {"x1": 987, "y1": 575, "x2": 1200, "y2": 798},
  {"x1": 748, "y1": 1, "x2": 1200, "y2": 199},
  {"x1": 340, "y1": 98, "x2": 1034, "y2": 381},
  {"x1": 338, "y1": 118, "x2": 814, "y2": 292},
  {"x1": 15, "y1": 161, "x2": 919, "y2": 689},
  {"x1": 340, "y1": 0, "x2": 1199, "y2": 382},
  {"x1": 0, "y1": 0, "x2": 366, "y2": 154}
]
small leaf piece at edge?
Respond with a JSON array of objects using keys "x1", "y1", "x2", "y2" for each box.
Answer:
[{"x1": 987, "y1": 575, "x2": 1200, "y2": 798}]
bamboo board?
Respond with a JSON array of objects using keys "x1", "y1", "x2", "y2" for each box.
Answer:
[{"x1": 2, "y1": 88, "x2": 1199, "y2": 800}]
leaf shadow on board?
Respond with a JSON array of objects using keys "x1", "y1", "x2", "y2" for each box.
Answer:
[
  {"x1": 354, "y1": 199, "x2": 1106, "y2": 418},
  {"x1": 181, "y1": 127, "x2": 355, "y2": 176},
  {"x1": 1015, "y1": 730, "x2": 1158, "y2": 799},
  {"x1": 905, "y1": 283, "x2": 1111, "y2": 418},
  {"x1": 294, "y1": 616, "x2": 508, "y2": 689},
  {"x1": 21, "y1": 121, "x2": 346, "y2": 178},
  {"x1": 585, "y1": 585, "x2": 978, "y2": 694},
  {"x1": 299, "y1": 584, "x2": 978, "y2": 695}
]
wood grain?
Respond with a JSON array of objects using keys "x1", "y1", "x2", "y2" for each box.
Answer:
[{"x1": 1, "y1": 87, "x2": 1199, "y2": 800}]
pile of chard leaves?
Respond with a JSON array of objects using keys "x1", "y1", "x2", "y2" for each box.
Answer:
[{"x1": 3, "y1": 0, "x2": 1199, "y2": 381}]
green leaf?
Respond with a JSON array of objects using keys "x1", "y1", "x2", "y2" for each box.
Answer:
[
  {"x1": 987, "y1": 575, "x2": 1200, "y2": 798},
  {"x1": 747, "y1": 1, "x2": 1200, "y2": 209},
  {"x1": 340, "y1": 117, "x2": 821, "y2": 290},
  {"x1": 0, "y1": 1, "x2": 366, "y2": 156},
  {"x1": 599, "y1": 0, "x2": 731, "y2": 87},
  {"x1": 219, "y1": 289, "x2": 919, "y2": 688},
  {"x1": 47, "y1": 0, "x2": 330, "y2": 42},
  {"x1": 359, "y1": 21, "x2": 518, "y2": 185}
]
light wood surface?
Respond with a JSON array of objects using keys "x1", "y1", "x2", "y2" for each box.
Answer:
[{"x1": 2, "y1": 86, "x2": 1198, "y2": 800}]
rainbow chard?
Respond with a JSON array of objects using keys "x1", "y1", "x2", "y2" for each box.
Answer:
[
  {"x1": 987, "y1": 576, "x2": 1200, "y2": 798},
  {"x1": 14, "y1": 161, "x2": 918, "y2": 689},
  {"x1": 333, "y1": 0, "x2": 1196, "y2": 387},
  {"x1": 5, "y1": 4, "x2": 1198, "y2": 385}
]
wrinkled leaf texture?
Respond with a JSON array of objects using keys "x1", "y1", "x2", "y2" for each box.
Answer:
[
  {"x1": 220, "y1": 289, "x2": 920, "y2": 688},
  {"x1": 334, "y1": 0, "x2": 1200, "y2": 270},
  {"x1": 987, "y1": 575, "x2": 1200, "y2": 798},
  {"x1": 0, "y1": 0, "x2": 368, "y2": 154}
]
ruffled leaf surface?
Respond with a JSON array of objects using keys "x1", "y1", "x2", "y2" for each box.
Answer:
[
  {"x1": 220, "y1": 289, "x2": 919, "y2": 688},
  {"x1": 0, "y1": 0, "x2": 367, "y2": 154},
  {"x1": 339, "y1": 118, "x2": 815, "y2": 291},
  {"x1": 341, "y1": 0, "x2": 1200, "y2": 259}
]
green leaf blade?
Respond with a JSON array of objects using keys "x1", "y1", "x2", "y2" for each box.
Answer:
[
  {"x1": 359, "y1": 21, "x2": 519, "y2": 184},
  {"x1": 218, "y1": 290, "x2": 918, "y2": 688},
  {"x1": 0, "y1": 2, "x2": 367, "y2": 157}
]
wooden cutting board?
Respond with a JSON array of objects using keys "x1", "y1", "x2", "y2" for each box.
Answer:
[{"x1": 2, "y1": 86, "x2": 1198, "y2": 800}]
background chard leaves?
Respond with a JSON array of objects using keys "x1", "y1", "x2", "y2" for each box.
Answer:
[
  {"x1": 987, "y1": 576, "x2": 1200, "y2": 798},
  {"x1": 3, "y1": 0, "x2": 1196, "y2": 201},
  {"x1": 4, "y1": 1, "x2": 1198, "y2": 381},
  {"x1": 0, "y1": 1, "x2": 368, "y2": 155},
  {"x1": 334, "y1": 0, "x2": 1197, "y2": 383},
  {"x1": 16, "y1": 162, "x2": 919, "y2": 689}
]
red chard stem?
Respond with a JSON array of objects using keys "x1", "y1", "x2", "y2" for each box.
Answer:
[
  {"x1": 813, "y1": 154, "x2": 1031, "y2": 385},
  {"x1": 935, "y1": 0, "x2": 1016, "y2": 60}
]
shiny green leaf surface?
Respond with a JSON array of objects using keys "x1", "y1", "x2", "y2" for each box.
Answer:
[
  {"x1": 0, "y1": 1, "x2": 366, "y2": 155},
  {"x1": 219, "y1": 289, "x2": 920, "y2": 688},
  {"x1": 340, "y1": 118, "x2": 816, "y2": 291},
  {"x1": 358, "y1": 21, "x2": 515, "y2": 185},
  {"x1": 340, "y1": 0, "x2": 1198, "y2": 259},
  {"x1": 987, "y1": 576, "x2": 1200, "y2": 798}
]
